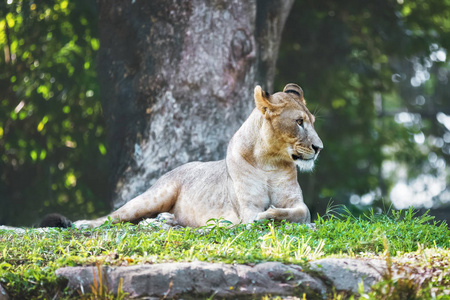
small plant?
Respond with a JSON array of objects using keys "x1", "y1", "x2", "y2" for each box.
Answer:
[
  {"x1": 79, "y1": 262, "x2": 128, "y2": 300},
  {"x1": 370, "y1": 238, "x2": 423, "y2": 300}
]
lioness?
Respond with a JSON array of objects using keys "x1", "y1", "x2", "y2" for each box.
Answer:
[{"x1": 66, "y1": 83, "x2": 323, "y2": 228}]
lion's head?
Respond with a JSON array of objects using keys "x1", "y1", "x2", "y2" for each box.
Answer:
[{"x1": 254, "y1": 83, "x2": 323, "y2": 171}]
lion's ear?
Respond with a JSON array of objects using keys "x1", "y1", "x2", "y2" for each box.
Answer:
[
  {"x1": 283, "y1": 83, "x2": 305, "y2": 105},
  {"x1": 254, "y1": 85, "x2": 273, "y2": 115}
]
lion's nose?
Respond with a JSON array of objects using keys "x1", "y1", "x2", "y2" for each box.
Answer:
[{"x1": 312, "y1": 144, "x2": 323, "y2": 154}]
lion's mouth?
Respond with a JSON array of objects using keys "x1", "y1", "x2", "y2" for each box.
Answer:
[
  {"x1": 291, "y1": 154, "x2": 314, "y2": 161},
  {"x1": 290, "y1": 151, "x2": 316, "y2": 171},
  {"x1": 291, "y1": 154, "x2": 302, "y2": 160}
]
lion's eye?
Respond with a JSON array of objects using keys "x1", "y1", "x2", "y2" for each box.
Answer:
[{"x1": 296, "y1": 119, "x2": 304, "y2": 127}]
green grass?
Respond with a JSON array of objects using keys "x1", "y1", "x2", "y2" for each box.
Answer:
[{"x1": 0, "y1": 207, "x2": 449, "y2": 299}]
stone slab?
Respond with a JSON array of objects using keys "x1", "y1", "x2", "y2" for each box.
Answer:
[
  {"x1": 56, "y1": 261, "x2": 327, "y2": 299},
  {"x1": 310, "y1": 258, "x2": 386, "y2": 293}
]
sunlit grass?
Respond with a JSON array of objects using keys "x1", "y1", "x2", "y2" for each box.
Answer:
[{"x1": 0, "y1": 207, "x2": 448, "y2": 299}]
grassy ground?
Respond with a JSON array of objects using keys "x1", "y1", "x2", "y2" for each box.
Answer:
[{"x1": 0, "y1": 207, "x2": 449, "y2": 299}]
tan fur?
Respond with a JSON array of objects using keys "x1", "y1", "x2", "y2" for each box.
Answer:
[{"x1": 74, "y1": 84, "x2": 323, "y2": 228}]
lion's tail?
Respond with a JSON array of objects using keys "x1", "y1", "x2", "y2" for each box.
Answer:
[{"x1": 39, "y1": 213, "x2": 73, "y2": 228}]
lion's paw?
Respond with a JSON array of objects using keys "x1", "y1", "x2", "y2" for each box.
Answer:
[
  {"x1": 156, "y1": 212, "x2": 178, "y2": 226},
  {"x1": 73, "y1": 220, "x2": 93, "y2": 229},
  {"x1": 306, "y1": 222, "x2": 316, "y2": 231}
]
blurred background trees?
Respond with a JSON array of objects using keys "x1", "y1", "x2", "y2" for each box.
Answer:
[
  {"x1": 1, "y1": 0, "x2": 449, "y2": 226},
  {"x1": 0, "y1": 0, "x2": 110, "y2": 225}
]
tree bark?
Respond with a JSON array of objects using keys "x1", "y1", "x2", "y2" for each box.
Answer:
[{"x1": 97, "y1": 0, "x2": 294, "y2": 208}]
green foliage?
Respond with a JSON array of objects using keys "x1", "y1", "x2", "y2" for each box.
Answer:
[
  {"x1": 0, "y1": 0, "x2": 109, "y2": 226},
  {"x1": 320, "y1": 206, "x2": 448, "y2": 255},
  {"x1": 0, "y1": 209, "x2": 448, "y2": 298}
]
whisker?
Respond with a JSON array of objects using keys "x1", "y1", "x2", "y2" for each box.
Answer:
[{"x1": 313, "y1": 105, "x2": 323, "y2": 119}]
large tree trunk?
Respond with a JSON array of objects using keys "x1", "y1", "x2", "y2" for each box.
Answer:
[{"x1": 97, "y1": 0, "x2": 294, "y2": 208}]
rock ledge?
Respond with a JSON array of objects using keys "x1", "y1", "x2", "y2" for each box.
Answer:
[{"x1": 56, "y1": 259, "x2": 388, "y2": 299}]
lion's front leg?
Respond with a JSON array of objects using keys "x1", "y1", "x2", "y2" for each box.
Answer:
[{"x1": 255, "y1": 204, "x2": 311, "y2": 224}]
